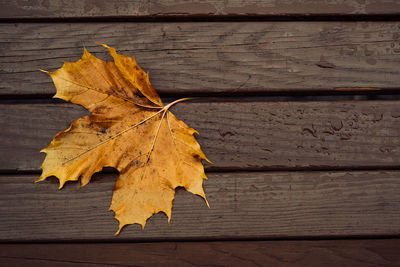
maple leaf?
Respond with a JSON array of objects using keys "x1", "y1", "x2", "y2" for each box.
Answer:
[{"x1": 36, "y1": 44, "x2": 210, "y2": 234}]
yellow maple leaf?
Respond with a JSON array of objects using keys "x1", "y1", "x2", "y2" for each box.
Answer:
[{"x1": 36, "y1": 44, "x2": 210, "y2": 234}]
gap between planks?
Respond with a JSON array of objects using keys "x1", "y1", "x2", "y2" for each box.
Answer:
[
  {"x1": 4, "y1": 91, "x2": 400, "y2": 103},
  {"x1": 2, "y1": 14, "x2": 400, "y2": 23}
]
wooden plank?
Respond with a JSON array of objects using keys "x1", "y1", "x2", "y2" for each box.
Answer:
[
  {"x1": 1, "y1": 0, "x2": 400, "y2": 19},
  {"x1": 1, "y1": 171, "x2": 400, "y2": 241},
  {"x1": 1, "y1": 22, "x2": 400, "y2": 96},
  {"x1": 1, "y1": 101, "x2": 400, "y2": 172},
  {"x1": 1, "y1": 240, "x2": 400, "y2": 267}
]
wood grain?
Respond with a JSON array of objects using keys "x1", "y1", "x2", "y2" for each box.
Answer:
[
  {"x1": 1, "y1": 240, "x2": 400, "y2": 267},
  {"x1": 1, "y1": 22, "x2": 400, "y2": 96},
  {"x1": 1, "y1": 171, "x2": 400, "y2": 241},
  {"x1": 1, "y1": 0, "x2": 400, "y2": 18},
  {"x1": 1, "y1": 101, "x2": 400, "y2": 172}
]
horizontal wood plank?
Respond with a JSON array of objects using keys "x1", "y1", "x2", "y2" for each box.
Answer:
[
  {"x1": 1, "y1": 0, "x2": 400, "y2": 18},
  {"x1": 1, "y1": 171, "x2": 400, "y2": 241},
  {"x1": 1, "y1": 239, "x2": 400, "y2": 267},
  {"x1": 1, "y1": 22, "x2": 400, "y2": 96},
  {"x1": 1, "y1": 101, "x2": 400, "y2": 172}
]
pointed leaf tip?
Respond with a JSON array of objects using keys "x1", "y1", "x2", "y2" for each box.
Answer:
[
  {"x1": 205, "y1": 198, "x2": 210, "y2": 208},
  {"x1": 98, "y1": 43, "x2": 110, "y2": 49},
  {"x1": 115, "y1": 230, "x2": 120, "y2": 236}
]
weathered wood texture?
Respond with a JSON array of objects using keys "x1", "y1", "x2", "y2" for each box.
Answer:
[
  {"x1": 1, "y1": 171, "x2": 400, "y2": 241},
  {"x1": 1, "y1": 101, "x2": 400, "y2": 172},
  {"x1": 1, "y1": 240, "x2": 400, "y2": 267},
  {"x1": 1, "y1": 0, "x2": 400, "y2": 18},
  {"x1": 1, "y1": 22, "x2": 400, "y2": 96}
]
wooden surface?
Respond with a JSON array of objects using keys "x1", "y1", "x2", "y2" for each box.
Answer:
[
  {"x1": 1, "y1": 171, "x2": 400, "y2": 241},
  {"x1": 1, "y1": 239, "x2": 400, "y2": 267},
  {"x1": 1, "y1": 22, "x2": 400, "y2": 96},
  {"x1": 1, "y1": 0, "x2": 400, "y2": 18},
  {"x1": 1, "y1": 101, "x2": 400, "y2": 172},
  {"x1": 1, "y1": 0, "x2": 400, "y2": 266}
]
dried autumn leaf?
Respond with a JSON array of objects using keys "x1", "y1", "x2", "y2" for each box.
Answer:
[{"x1": 37, "y1": 44, "x2": 210, "y2": 234}]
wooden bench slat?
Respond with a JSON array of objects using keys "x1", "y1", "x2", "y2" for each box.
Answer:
[
  {"x1": 1, "y1": 101, "x2": 400, "y2": 172},
  {"x1": 1, "y1": 171, "x2": 399, "y2": 241},
  {"x1": 1, "y1": 0, "x2": 400, "y2": 18},
  {"x1": 1, "y1": 22, "x2": 400, "y2": 96},
  {"x1": 1, "y1": 240, "x2": 400, "y2": 267}
]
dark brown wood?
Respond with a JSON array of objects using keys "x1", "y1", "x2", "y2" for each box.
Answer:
[
  {"x1": 1, "y1": 239, "x2": 400, "y2": 267},
  {"x1": 1, "y1": 101, "x2": 400, "y2": 172},
  {"x1": 1, "y1": 171, "x2": 400, "y2": 241},
  {"x1": 1, "y1": 0, "x2": 398, "y2": 263},
  {"x1": 1, "y1": 0, "x2": 400, "y2": 19},
  {"x1": 1, "y1": 22, "x2": 400, "y2": 96}
]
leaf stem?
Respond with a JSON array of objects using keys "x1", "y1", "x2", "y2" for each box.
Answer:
[{"x1": 163, "y1": 97, "x2": 194, "y2": 111}]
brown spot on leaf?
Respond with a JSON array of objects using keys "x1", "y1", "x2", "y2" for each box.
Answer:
[
  {"x1": 114, "y1": 179, "x2": 124, "y2": 190},
  {"x1": 193, "y1": 154, "x2": 201, "y2": 161}
]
